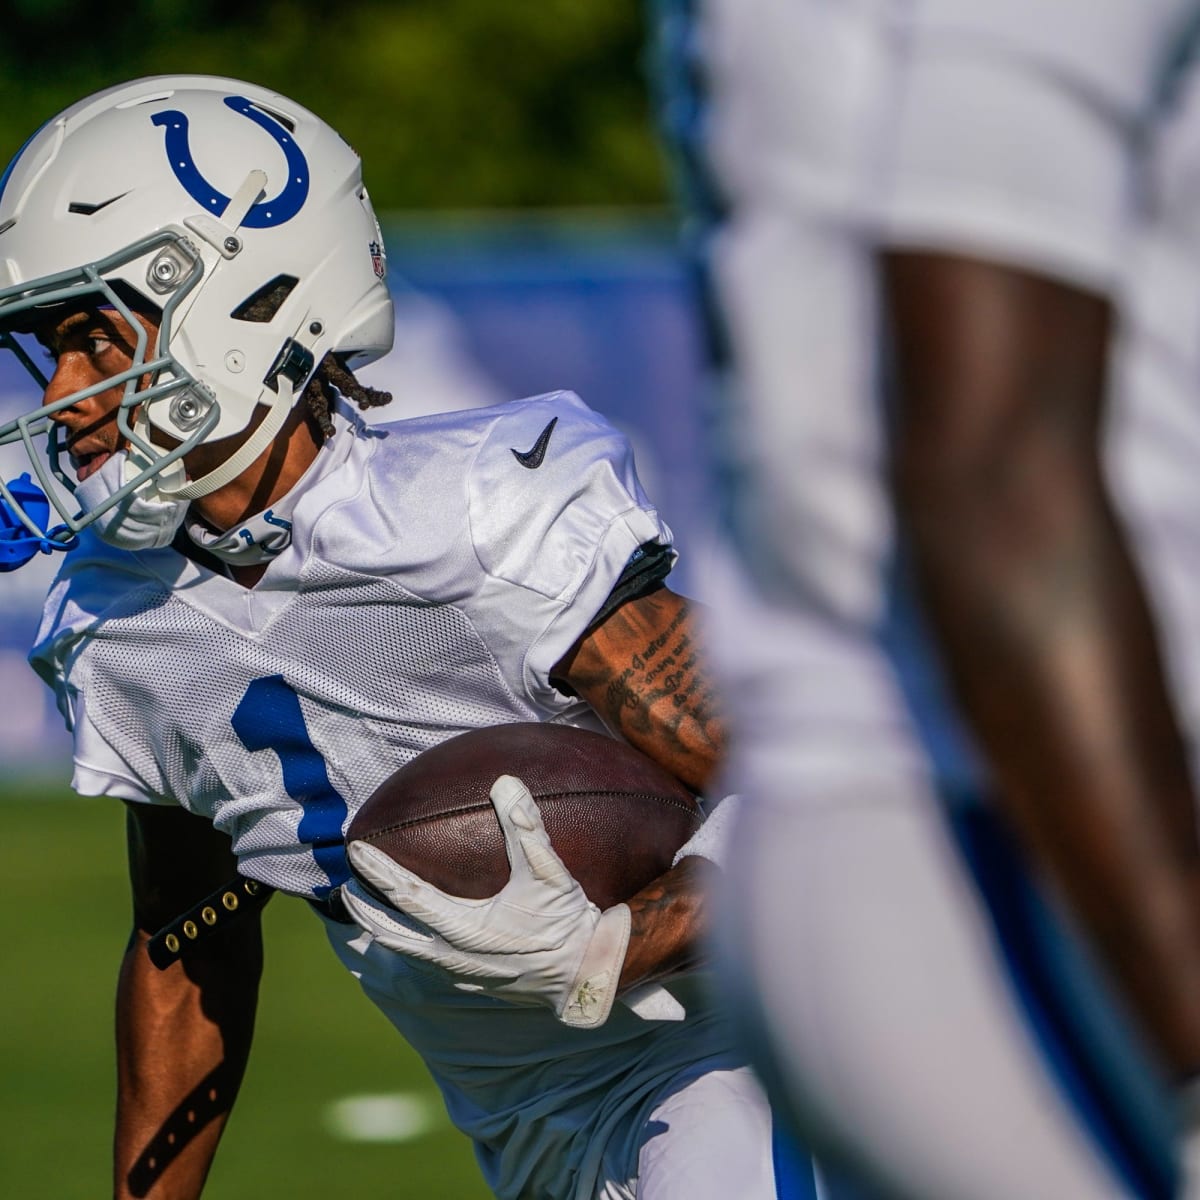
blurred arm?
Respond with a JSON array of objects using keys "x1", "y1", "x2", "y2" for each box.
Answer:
[
  {"x1": 554, "y1": 584, "x2": 722, "y2": 990},
  {"x1": 883, "y1": 251, "x2": 1200, "y2": 1077},
  {"x1": 115, "y1": 802, "x2": 265, "y2": 1199}
]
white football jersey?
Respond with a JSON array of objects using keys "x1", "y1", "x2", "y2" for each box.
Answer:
[
  {"x1": 29, "y1": 392, "x2": 746, "y2": 1200},
  {"x1": 30, "y1": 390, "x2": 670, "y2": 897}
]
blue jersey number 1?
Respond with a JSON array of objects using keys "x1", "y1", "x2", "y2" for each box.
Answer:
[{"x1": 232, "y1": 675, "x2": 349, "y2": 895}]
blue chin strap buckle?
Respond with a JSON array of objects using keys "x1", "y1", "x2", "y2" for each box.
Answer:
[{"x1": 0, "y1": 473, "x2": 78, "y2": 572}]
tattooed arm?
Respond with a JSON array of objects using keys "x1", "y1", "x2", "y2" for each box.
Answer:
[
  {"x1": 555, "y1": 584, "x2": 723, "y2": 791},
  {"x1": 553, "y1": 584, "x2": 723, "y2": 989},
  {"x1": 343, "y1": 583, "x2": 720, "y2": 1010}
]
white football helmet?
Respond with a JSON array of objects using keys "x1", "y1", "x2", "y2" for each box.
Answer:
[{"x1": 0, "y1": 74, "x2": 394, "y2": 566}]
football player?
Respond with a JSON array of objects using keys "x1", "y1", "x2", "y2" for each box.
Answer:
[
  {"x1": 0, "y1": 76, "x2": 808, "y2": 1200},
  {"x1": 651, "y1": 0, "x2": 1200, "y2": 1197}
]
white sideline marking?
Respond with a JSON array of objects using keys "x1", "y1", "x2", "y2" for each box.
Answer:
[{"x1": 323, "y1": 1091, "x2": 442, "y2": 1143}]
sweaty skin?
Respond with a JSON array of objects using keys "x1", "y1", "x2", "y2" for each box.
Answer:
[
  {"x1": 884, "y1": 251, "x2": 1200, "y2": 1080},
  {"x1": 40, "y1": 310, "x2": 159, "y2": 482},
  {"x1": 47, "y1": 309, "x2": 724, "y2": 1196}
]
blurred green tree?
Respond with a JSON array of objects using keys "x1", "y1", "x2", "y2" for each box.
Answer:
[{"x1": 0, "y1": 0, "x2": 667, "y2": 209}]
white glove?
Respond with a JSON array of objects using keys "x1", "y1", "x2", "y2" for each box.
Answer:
[{"x1": 343, "y1": 774, "x2": 632, "y2": 1029}]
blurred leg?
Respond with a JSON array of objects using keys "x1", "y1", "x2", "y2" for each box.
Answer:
[{"x1": 716, "y1": 772, "x2": 1161, "y2": 1200}]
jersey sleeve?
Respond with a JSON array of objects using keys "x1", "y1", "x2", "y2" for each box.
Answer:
[
  {"x1": 464, "y1": 392, "x2": 675, "y2": 707},
  {"x1": 69, "y1": 684, "x2": 170, "y2": 804},
  {"x1": 28, "y1": 539, "x2": 175, "y2": 807}
]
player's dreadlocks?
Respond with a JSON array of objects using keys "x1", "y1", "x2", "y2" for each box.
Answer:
[
  {"x1": 235, "y1": 276, "x2": 393, "y2": 439},
  {"x1": 301, "y1": 349, "x2": 393, "y2": 440}
]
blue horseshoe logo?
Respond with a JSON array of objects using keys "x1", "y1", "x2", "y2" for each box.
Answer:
[{"x1": 152, "y1": 96, "x2": 309, "y2": 228}]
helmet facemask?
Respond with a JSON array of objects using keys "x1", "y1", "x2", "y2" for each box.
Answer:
[{"x1": 0, "y1": 229, "x2": 214, "y2": 558}]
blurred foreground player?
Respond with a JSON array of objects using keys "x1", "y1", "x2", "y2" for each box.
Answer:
[
  {"x1": 0, "y1": 76, "x2": 806, "y2": 1199},
  {"x1": 655, "y1": 1, "x2": 1200, "y2": 1197}
]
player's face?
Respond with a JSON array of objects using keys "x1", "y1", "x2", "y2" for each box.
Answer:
[{"x1": 39, "y1": 308, "x2": 159, "y2": 482}]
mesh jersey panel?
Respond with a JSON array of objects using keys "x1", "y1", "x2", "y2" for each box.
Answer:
[{"x1": 83, "y1": 563, "x2": 536, "y2": 897}]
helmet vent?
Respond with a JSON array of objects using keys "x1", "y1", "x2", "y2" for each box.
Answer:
[
  {"x1": 243, "y1": 101, "x2": 295, "y2": 133},
  {"x1": 231, "y1": 275, "x2": 298, "y2": 323},
  {"x1": 116, "y1": 91, "x2": 175, "y2": 109},
  {"x1": 67, "y1": 193, "x2": 128, "y2": 217}
]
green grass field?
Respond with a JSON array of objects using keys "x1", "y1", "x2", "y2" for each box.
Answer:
[{"x1": 0, "y1": 784, "x2": 493, "y2": 1199}]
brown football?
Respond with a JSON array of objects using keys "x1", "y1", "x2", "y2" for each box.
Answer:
[{"x1": 346, "y1": 723, "x2": 702, "y2": 910}]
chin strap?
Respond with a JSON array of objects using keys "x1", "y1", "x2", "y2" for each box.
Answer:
[{"x1": 159, "y1": 379, "x2": 298, "y2": 502}]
